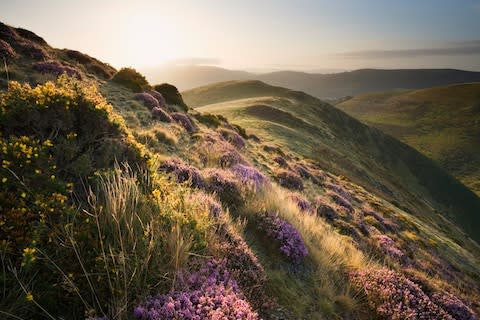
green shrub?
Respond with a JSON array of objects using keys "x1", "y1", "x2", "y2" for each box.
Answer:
[
  {"x1": 112, "y1": 67, "x2": 150, "y2": 92},
  {"x1": 153, "y1": 83, "x2": 188, "y2": 111}
]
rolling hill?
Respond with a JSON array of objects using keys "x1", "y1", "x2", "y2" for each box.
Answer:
[
  {"x1": 337, "y1": 83, "x2": 480, "y2": 195},
  {"x1": 185, "y1": 80, "x2": 480, "y2": 243},
  {"x1": 143, "y1": 64, "x2": 480, "y2": 98},
  {"x1": 2, "y1": 21, "x2": 480, "y2": 319}
]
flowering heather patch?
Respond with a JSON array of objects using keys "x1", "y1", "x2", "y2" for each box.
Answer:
[
  {"x1": 189, "y1": 192, "x2": 224, "y2": 218},
  {"x1": 431, "y1": 291, "x2": 476, "y2": 320},
  {"x1": 364, "y1": 210, "x2": 398, "y2": 232},
  {"x1": 327, "y1": 191, "x2": 354, "y2": 214},
  {"x1": 0, "y1": 39, "x2": 16, "y2": 58},
  {"x1": 152, "y1": 107, "x2": 173, "y2": 122},
  {"x1": 134, "y1": 92, "x2": 159, "y2": 110},
  {"x1": 19, "y1": 41, "x2": 50, "y2": 60},
  {"x1": 258, "y1": 213, "x2": 308, "y2": 263},
  {"x1": 293, "y1": 164, "x2": 322, "y2": 185},
  {"x1": 219, "y1": 128, "x2": 246, "y2": 149},
  {"x1": 148, "y1": 90, "x2": 167, "y2": 107},
  {"x1": 199, "y1": 132, "x2": 246, "y2": 168},
  {"x1": 33, "y1": 61, "x2": 82, "y2": 79},
  {"x1": 159, "y1": 158, "x2": 204, "y2": 188},
  {"x1": 218, "y1": 225, "x2": 267, "y2": 306},
  {"x1": 274, "y1": 169, "x2": 304, "y2": 190},
  {"x1": 350, "y1": 268, "x2": 454, "y2": 320},
  {"x1": 202, "y1": 168, "x2": 243, "y2": 209},
  {"x1": 289, "y1": 193, "x2": 313, "y2": 213},
  {"x1": 328, "y1": 183, "x2": 352, "y2": 201},
  {"x1": 133, "y1": 260, "x2": 258, "y2": 320},
  {"x1": 373, "y1": 234, "x2": 405, "y2": 261},
  {"x1": 171, "y1": 112, "x2": 196, "y2": 133},
  {"x1": 231, "y1": 164, "x2": 268, "y2": 190}
]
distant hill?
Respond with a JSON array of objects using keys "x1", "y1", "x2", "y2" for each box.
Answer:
[
  {"x1": 186, "y1": 80, "x2": 480, "y2": 242},
  {"x1": 337, "y1": 83, "x2": 480, "y2": 195},
  {"x1": 143, "y1": 64, "x2": 480, "y2": 98}
]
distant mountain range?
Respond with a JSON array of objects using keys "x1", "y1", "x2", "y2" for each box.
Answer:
[{"x1": 142, "y1": 65, "x2": 480, "y2": 98}]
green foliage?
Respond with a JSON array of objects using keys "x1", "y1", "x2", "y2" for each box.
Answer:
[
  {"x1": 112, "y1": 68, "x2": 150, "y2": 92},
  {"x1": 153, "y1": 83, "x2": 188, "y2": 111}
]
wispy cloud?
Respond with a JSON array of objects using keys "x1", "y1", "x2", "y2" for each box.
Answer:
[
  {"x1": 168, "y1": 57, "x2": 221, "y2": 65},
  {"x1": 338, "y1": 41, "x2": 480, "y2": 59}
]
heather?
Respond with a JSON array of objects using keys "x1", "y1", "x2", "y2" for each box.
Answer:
[
  {"x1": 159, "y1": 157, "x2": 205, "y2": 188},
  {"x1": 134, "y1": 92, "x2": 159, "y2": 110},
  {"x1": 202, "y1": 168, "x2": 243, "y2": 209},
  {"x1": 274, "y1": 169, "x2": 304, "y2": 190},
  {"x1": 171, "y1": 112, "x2": 196, "y2": 133},
  {"x1": 231, "y1": 163, "x2": 268, "y2": 190},
  {"x1": 151, "y1": 106, "x2": 173, "y2": 122},
  {"x1": 350, "y1": 268, "x2": 454, "y2": 320},
  {"x1": 33, "y1": 60, "x2": 83, "y2": 79},
  {"x1": 133, "y1": 260, "x2": 258, "y2": 320},
  {"x1": 257, "y1": 212, "x2": 308, "y2": 264}
]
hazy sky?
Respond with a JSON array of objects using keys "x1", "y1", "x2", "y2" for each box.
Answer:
[{"x1": 2, "y1": 0, "x2": 480, "y2": 71}]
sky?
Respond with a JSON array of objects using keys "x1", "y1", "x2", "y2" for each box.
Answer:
[{"x1": 2, "y1": 0, "x2": 480, "y2": 72}]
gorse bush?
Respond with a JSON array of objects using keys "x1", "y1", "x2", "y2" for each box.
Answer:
[{"x1": 112, "y1": 68, "x2": 150, "y2": 92}]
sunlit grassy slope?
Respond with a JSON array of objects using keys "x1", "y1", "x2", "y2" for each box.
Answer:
[
  {"x1": 2, "y1": 21, "x2": 480, "y2": 319},
  {"x1": 185, "y1": 80, "x2": 480, "y2": 243},
  {"x1": 336, "y1": 83, "x2": 480, "y2": 195}
]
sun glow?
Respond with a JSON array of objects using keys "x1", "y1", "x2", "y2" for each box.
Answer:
[{"x1": 124, "y1": 12, "x2": 185, "y2": 67}]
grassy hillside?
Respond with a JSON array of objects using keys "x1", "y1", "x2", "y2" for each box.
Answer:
[
  {"x1": 337, "y1": 83, "x2": 480, "y2": 195},
  {"x1": 2, "y1": 22, "x2": 480, "y2": 320},
  {"x1": 187, "y1": 80, "x2": 480, "y2": 243}
]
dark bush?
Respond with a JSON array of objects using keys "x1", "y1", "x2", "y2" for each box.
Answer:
[
  {"x1": 275, "y1": 169, "x2": 304, "y2": 190},
  {"x1": 232, "y1": 123, "x2": 248, "y2": 139},
  {"x1": 193, "y1": 112, "x2": 224, "y2": 127},
  {"x1": 153, "y1": 83, "x2": 188, "y2": 111},
  {"x1": 315, "y1": 200, "x2": 338, "y2": 220},
  {"x1": 171, "y1": 112, "x2": 196, "y2": 133},
  {"x1": 112, "y1": 67, "x2": 150, "y2": 92},
  {"x1": 294, "y1": 164, "x2": 322, "y2": 185},
  {"x1": 274, "y1": 155, "x2": 289, "y2": 168}
]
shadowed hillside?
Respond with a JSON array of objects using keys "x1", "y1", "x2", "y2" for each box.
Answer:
[{"x1": 337, "y1": 83, "x2": 480, "y2": 195}]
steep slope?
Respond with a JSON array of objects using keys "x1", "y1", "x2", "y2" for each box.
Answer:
[
  {"x1": 187, "y1": 80, "x2": 480, "y2": 243},
  {"x1": 337, "y1": 83, "x2": 480, "y2": 195}
]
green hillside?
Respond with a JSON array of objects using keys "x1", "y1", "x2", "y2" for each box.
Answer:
[
  {"x1": 337, "y1": 83, "x2": 480, "y2": 195},
  {"x1": 2, "y1": 22, "x2": 480, "y2": 320}
]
